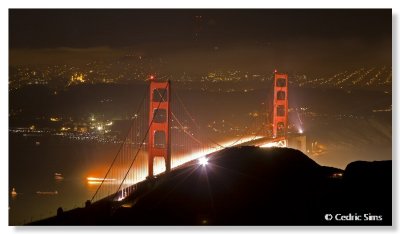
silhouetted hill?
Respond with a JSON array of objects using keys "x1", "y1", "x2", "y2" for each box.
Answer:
[
  {"x1": 341, "y1": 160, "x2": 392, "y2": 222},
  {"x1": 30, "y1": 146, "x2": 391, "y2": 225}
]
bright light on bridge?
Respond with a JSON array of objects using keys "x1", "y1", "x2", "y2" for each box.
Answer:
[
  {"x1": 171, "y1": 135, "x2": 264, "y2": 169},
  {"x1": 198, "y1": 157, "x2": 208, "y2": 166},
  {"x1": 260, "y1": 142, "x2": 280, "y2": 148}
]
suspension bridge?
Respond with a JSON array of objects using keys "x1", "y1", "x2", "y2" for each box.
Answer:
[{"x1": 89, "y1": 71, "x2": 293, "y2": 204}]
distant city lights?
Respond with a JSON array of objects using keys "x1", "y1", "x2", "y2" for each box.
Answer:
[{"x1": 50, "y1": 117, "x2": 60, "y2": 122}]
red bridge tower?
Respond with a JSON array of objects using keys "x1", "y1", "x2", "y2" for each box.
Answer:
[
  {"x1": 148, "y1": 77, "x2": 171, "y2": 177},
  {"x1": 272, "y1": 71, "x2": 288, "y2": 138}
]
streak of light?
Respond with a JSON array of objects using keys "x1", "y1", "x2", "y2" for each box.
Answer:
[{"x1": 87, "y1": 177, "x2": 116, "y2": 181}]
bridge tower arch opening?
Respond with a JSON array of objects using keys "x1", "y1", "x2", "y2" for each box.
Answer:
[{"x1": 148, "y1": 77, "x2": 171, "y2": 178}]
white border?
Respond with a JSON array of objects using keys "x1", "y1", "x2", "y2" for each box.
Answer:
[{"x1": 2, "y1": 1, "x2": 399, "y2": 234}]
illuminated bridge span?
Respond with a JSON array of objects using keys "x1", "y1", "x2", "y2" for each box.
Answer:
[{"x1": 90, "y1": 72, "x2": 290, "y2": 202}]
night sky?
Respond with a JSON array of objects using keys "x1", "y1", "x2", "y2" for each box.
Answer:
[{"x1": 9, "y1": 9, "x2": 391, "y2": 75}]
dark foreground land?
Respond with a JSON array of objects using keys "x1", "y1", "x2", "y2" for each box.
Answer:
[{"x1": 29, "y1": 146, "x2": 392, "y2": 225}]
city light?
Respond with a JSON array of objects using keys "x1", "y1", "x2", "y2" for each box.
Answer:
[
  {"x1": 60, "y1": 127, "x2": 70, "y2": 131},
  {"x1": 70, "y1": 73, "x2": 86, "y2": 83}
]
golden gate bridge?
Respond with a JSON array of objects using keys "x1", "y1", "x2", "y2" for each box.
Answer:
[{"x1": 89, "y1": 71, "x2": 294, "y2": 203}]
